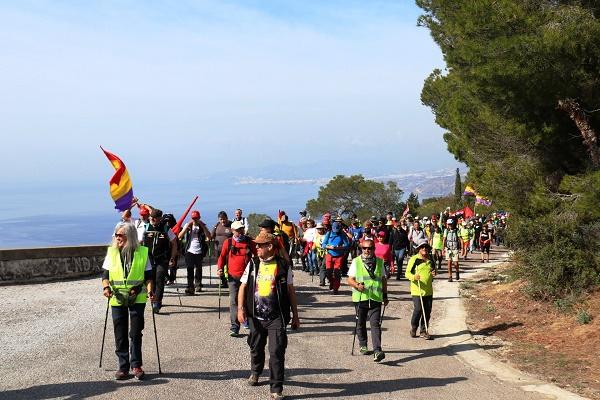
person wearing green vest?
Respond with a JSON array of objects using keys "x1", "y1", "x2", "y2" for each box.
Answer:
[
  {"x1": 405, "y1": 238, "x2": 436, "y2": 339},
  {"x1": 347, "y1": 239, "x2": 389, "y2": 362},
  {"x1": 101, "y1": 222, "x2": 154, "y2": 380}
]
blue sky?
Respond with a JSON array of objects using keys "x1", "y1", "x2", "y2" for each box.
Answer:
[{"x1": 0, "y1": 1, "x2": 459, "y2": 186}]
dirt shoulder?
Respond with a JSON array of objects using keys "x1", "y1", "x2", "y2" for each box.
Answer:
[{"x1": 462, "y1": 262, "x2": 600, "y2": 399}]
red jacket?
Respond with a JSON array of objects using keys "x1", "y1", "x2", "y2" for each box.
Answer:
[{"x1": 217, "y1": 237, "x2": 256, "y2": 278}]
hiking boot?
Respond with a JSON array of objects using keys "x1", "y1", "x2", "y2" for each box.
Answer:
[
  {"x1": 359, "y1": 346, "x2": 369, "y2": 355},
  {"x1": 455, "y1": 272, "x2": 460, "y2": 281},
  {"x1": 247, "y1": 373, "x2": 259, "y2": 386},
  {"x1": 373, "y1": 351, "x2": 385, "y2": 362},
  {"x1": 410, "y1": 328, "x2": 418, "y2": 338},
  {"x1": 184, "y1": 288, "x2": 195, "y2": 296},
  {"x1": 270, "y1": 392, "x2": 285, "y2": 399},
  {"x1": 131, "y1": 367, "x2": 145, "y2": 380},
  {"x1": 115, "y1": 370, "x2": 129, "y2": 380},
  {"x1": 229, "y1": 330, "x2": 239, "y2": 337},
  {"x1": 332, "y1": 289, "x2": 339, "y2": 295}
]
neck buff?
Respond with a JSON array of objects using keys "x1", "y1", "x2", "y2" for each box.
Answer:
[{"x1": 360, "y1": 255, "x2": 377, "y2": 279}]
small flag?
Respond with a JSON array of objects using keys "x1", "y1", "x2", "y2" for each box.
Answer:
[
  {"x1": 475, "y1": 195, "x2": 492, "y2": 207},
  {"x1": 463, "y1": 185, "x2": 477, "y2": 196},
  {"x1": 402, "y1": 204, "x2": 410, "y2": 217},
  {"x1": 100, "y1": 147, "x2": 134, "y2": 212}
]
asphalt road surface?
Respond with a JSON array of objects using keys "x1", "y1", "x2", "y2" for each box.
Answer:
[{"x1": 1, "y1": 249, "x2": 557, "y2": 400}]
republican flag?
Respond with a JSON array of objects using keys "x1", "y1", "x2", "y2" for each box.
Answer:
[
  {"x1": 463, "y1": 185, "x2": 477, "y2": 196},
  {"x1": 475, "y1": 195, "x2": 492, "y2": 207},
  {"x1": 100, "y1": 147, "x2": 135, "y2": 212}
]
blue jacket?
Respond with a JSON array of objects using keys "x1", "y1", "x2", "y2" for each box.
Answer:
[{"x1": 321, "y1": 231, "x2": 350, "y2": 257}]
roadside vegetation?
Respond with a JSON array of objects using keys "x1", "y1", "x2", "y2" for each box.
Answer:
[{"x1": 417, "y1": 0, "x2": 600, "y2": 299}]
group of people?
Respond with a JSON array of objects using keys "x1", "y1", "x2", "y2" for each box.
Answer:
[{"x1": 102, "y1": 201, "x2": 506, "y2": 399}]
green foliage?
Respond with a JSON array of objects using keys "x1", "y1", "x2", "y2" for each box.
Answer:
[
  {"x1": 576, "y1": 309, "x2": 592, "y2": 325},
  {"x1": 454, "y1": 168, "x2": 462, "y2": 207},
  {"x1": 417, "y1": 0, "x2": 600, "y2": 297},
  {"x1": 247, "y1": 213, "x2": 269, "y2": 238},
  {"x1": 305, "y1": 175, "x2": 403, "y2": 221},
  {"x1": 419, "y1": 194, "x2": 454, "y2": 218},
  {"x1": 406, "y1": 192, "x2": 420, "y2": 216}
]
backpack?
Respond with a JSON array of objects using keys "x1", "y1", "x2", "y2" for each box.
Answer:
[
  {"x1": 185, "y1": 223, "x2": 208, "y2": 256},
  {"x1": 445, "y1": 229, "x2": 459, "y2": 250}
]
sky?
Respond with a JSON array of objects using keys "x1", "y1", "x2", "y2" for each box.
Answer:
[{"x1": 0, "y1": 0, "x2": 459, "y2": 188}]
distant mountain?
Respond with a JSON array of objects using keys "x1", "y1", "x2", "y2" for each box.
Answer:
[{"x1": 232, "y1": 167, "x2": 466, "y2": 200}]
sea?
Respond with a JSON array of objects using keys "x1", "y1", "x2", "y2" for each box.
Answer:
[{"x1": 0, "y1": 178, "x2": 319, "y2": 249}]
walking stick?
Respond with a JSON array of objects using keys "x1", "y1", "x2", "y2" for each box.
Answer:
[
  {"x1": 151, "y1": 302, "x2": 162, "y2": 374},
  {"x1": 175, "y1": 277, "x2": 182, "y2": 306},
  {"x1": 208, "y1": 241, "x2": 213, "y2": 286},
  {"x1": 351, "y1": 304, "x2": 359, "y2": 355},
  {"x1": 380, "y1": 302, "x2": 387, "y2": 329},
  {"x1": 417, "y1": 280, "x2": 429, "y2": 334},
  {"x1": 99, "y1": 297, "x2": 110, "y2": 368},
  {"x1": 218, "y1": 277, "x2": 221, "y2": 319}
]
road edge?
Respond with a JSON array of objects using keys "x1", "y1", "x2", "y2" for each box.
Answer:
[{"x1": 432, "y1": 252, "x2": 589, "y2": 400}]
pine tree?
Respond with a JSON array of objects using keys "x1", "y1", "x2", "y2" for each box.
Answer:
[{"x1": 454, "y1": 168, "x2": 462, "y2": 207}]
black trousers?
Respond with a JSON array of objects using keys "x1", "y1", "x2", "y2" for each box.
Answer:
[
  {"x1": 184, "y1": 252, "x2": 204, "y2": 289},
  {"x1": 411, "y1": 295, "x2": 433, "y2": 332},
  {"x1": 152, "y1": 263, "x2": 168, "y2": 305},
  {"x1": 112, "y1": 303, "x2": 145, "y2": 371},
  {"x1": 248, "y1": 317, "x2": 287, "y2": 394},
  {"x1": 355, "y1": 301, "x2": 382, "y2": 351}
]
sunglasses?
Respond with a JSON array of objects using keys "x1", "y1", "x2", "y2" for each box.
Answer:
[
  {"x1": 361, "y1": 246, "x2": 374, "y2": 250},
  {"x1": 255, "y1": 243, "x2": 271, "y2": 248},
  {"x1": 114, "y1": 233, "x2": 126, "y2": 238}
]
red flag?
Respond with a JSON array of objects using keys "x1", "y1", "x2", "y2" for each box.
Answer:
[{"x1": 172, "y1": 196, "x2": 199, "y2": 235}]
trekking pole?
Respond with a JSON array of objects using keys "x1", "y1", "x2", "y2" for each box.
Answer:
[
  {"x1": 208, "y1": 241, "x2": 213, "y2": 286},
  {"x1": 351, "y1": 304, "x2": 359, "y2": 355},
  {"x1": 417, "y1": 280, "x2": 429, "y2": 334},
  {"x1": 151, "y1": 302, "x2": 162, "y2": 374},
  {"x1": 175, "y1": 277, "x2": 182, "y2": 306},
  {"x1": 99, "y1": 297, "x2": 110, "y2": 368},
  {"x1": 380, "y1": 302, "x2": 387, "y2": 329},
  {"x1": 218, "y1": 277, "x2": 222, "y2": 319}
]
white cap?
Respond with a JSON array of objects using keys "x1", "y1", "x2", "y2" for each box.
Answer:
[{"x1": 231, "y1": 220, "x2": 244, "y2": 230}]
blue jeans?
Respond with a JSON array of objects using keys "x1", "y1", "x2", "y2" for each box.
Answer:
[
  {"x1": 112, "y1": 303, "x2": 145, "y2": 371},
  {"x1": 307, "y1": 250, "x2": 317, "y2": 274},
  {"x1": 394, "y1": 248, "x2": 406, "y2": 278}
]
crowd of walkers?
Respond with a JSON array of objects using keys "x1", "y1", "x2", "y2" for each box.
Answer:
[{"x1": 101, "y1": 200, "x2": 507, "y2": 399}]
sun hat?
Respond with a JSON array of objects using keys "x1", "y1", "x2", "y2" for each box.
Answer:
[{"x1": 415, "y1": 238, "x2": 431, "y2": 250}]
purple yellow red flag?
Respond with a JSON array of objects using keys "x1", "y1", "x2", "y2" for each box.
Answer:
[
  {"x1": 100, "y1": 146, "x2": 135, "y2": 212},
  {"x1": 475, "y1": 195, "x2": 492, "y2": 207},
  {"x1": 463, "y1": 185, "x2": 477, "y2": 196}
]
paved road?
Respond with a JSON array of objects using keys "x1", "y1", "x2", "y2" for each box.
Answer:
[{"x1": 1, "y1": 249, "x2": 553, "y2": 400}]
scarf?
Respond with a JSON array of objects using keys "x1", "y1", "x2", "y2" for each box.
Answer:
[{"x1": 361, "y1": 255, "x2": 377, "y2": 280}]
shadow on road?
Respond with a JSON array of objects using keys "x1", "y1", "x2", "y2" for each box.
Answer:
[
  {"x1": 285, "y1": 376, "x2": 468, "y2": 399},
  {"x1": 2, "y1": 378, "x2": 169, "y2": 400}
]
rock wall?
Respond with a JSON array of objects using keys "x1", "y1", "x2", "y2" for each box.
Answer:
[{"x1": 0, "y1": 246, "x2": 107, "y2": 285}]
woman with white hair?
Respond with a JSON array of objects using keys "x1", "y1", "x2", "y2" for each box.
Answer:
[{"x1": 101, "y1": 222, "x2": 153, "y2": 380}]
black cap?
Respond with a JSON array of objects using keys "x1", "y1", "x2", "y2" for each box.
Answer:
[
  {"x1": 258, "y1": 218, "x2": 277, "y2": 229},
  {"x1": 150, "y1": 209, "x2": 163, "y2": 218}
]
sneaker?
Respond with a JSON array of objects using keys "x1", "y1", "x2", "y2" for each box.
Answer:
[
  {"x1": 455, "y1": 272, "x2": 460, "y2": 281},
  {"x1": 410, "y1": 328, "x2": 418, "y2": 338},
  {"x1": 165, "y1": 280, "x2": 174, "y2": 286},
  {"x1": 184, "y1": 288, "x2": 195, "y2": 296},
  {"x1": 242, "y1": 321, "x2": 250, "y2": 330},
  {"x1": 131, "y1": 367, "x2": 145, "y2": 380},
  {"x1": 422, "y1": 332, "x2": 432, "y2": 340},
  {"x1": 448, "y1": 278, "x2": 453, "y2": 282},
  {"x1": 373, "y1": 351, "x2": 385, "y2": 362},
  {"x1": 247, "y1": 373, "x2": 259, "y2": 386},
  {"x1": 195, "y1": 286, "x2": 203, "y2": 293},
  {"x1": 115, "y1": 370, "x2": 129, "y2": 380},
  {"x1": 152, "y1": 304, "x2": 161, "y2": 314},
  {"x1": 359, "y1": 346, "x2": 369, "y2": 355},
  {"x1": 332, "y1": 289, "x2": 339, "y2": 295},
  {"x1": 270, "y1": 392, "x2": 285, "y2": 399},
  {"x1": 319, "y1": 282, "x2": 326, "y2": 287},
  {"x1": 229, "y1": 330, "x2": 239, "y2": 337}
]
